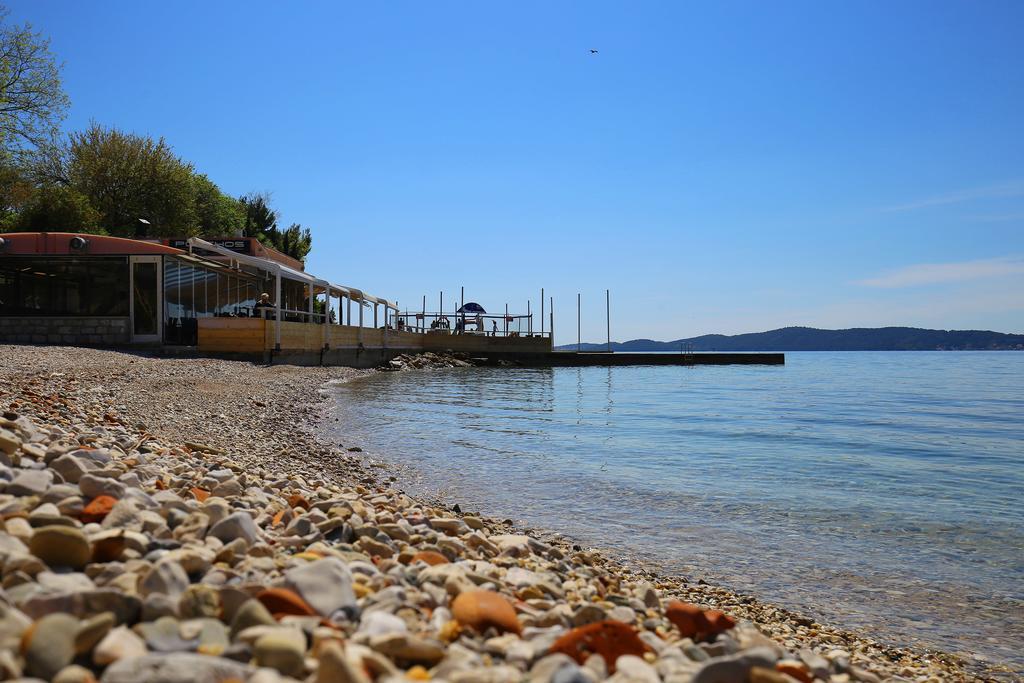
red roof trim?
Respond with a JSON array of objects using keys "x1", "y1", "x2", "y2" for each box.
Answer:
[{"x1": 0, "y1": 232, "x2": 186, "y2": 256}]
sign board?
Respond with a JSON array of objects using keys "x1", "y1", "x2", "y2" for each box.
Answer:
[{"x1": 167, "y1": 238, "x2": 253, "y2": 254}]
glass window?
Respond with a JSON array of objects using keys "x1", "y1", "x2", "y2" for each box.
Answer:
[{"x1": 0, "y1": 257, "x2": 129, "y2": 316}]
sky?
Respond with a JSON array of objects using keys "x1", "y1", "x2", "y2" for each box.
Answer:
[{"x1": 9, "y1": 0, "x2": 1024, "y2": 343}]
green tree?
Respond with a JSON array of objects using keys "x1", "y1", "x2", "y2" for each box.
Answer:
[
  {"x1": 64, "y1": 123, "x2": 196, "y2": 237},
  {"x1": 238, "y1": 192, "x2": 313, "y2": 263},
  {"x1": 239, "y1": 191, "x2": 277, "y2": 238},
  {"x1": 0, "y1": 8, "x2": 70, "y2": 161},
  {"x1": 13, "y1": 184, "x2": 100, "y2": 232},
  {"x1": 194, "y1": 174, "x2": 244, "y2": 236},
  {"x1": 0, "y1": 156, "x2": 34, "y2": 227},
  {"x1": 272, "y1": 222, "x2": 312, "y2": 262}
]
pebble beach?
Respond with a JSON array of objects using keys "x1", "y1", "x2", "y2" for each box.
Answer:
[{"x1": 0, "y1": 345, "x2": 1009, "y2": 683}]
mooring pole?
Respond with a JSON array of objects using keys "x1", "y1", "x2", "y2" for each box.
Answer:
[
  {"x1": 528, "y1": 300, "x2": 531, "y2": 335},
  {"x1": 540, "y1": 288, "x2": 545, "y2": 336},
  {"x1": 577, "y1": 293, "x2": 581, "y2": 352},
  {"x1": 606, "y1": 289, "x2": 611, "y2": 352},
  {"x1": 550, "y1": 296, "x2": 554, "y2": 347}
]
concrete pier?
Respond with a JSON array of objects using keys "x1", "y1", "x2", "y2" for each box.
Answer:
[{"x1": 473, "y1": 352, "x2": 785, "y2": 366}]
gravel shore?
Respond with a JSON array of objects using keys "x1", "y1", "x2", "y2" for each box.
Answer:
[{"x1": 0, "y1": 345, "x2": 1008, "y2": 682}]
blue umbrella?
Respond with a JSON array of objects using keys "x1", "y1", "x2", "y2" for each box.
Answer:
[{"x1": 458, "y1": 302, "x2": 486, "y2": 313}]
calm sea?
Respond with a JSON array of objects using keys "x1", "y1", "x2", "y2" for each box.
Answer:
[{"x1": 326, "y1": 352, "x2": 1024, "y2": 672}]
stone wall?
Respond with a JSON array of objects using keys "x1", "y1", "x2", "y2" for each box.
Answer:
[{"x1": 0, "y1": 317, "x2": 131, "y2": 345}]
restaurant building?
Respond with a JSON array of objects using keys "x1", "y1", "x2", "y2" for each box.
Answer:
[
  {"x1": 0, "y1": 231, "x2": 552, "y2": 365},
  {"x1": 0, "y1": 231, "x2": 396, "y2": 347}
]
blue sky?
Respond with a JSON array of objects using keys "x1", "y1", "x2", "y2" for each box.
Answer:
[{"x1": 10, "y1": 0, "x2": 1024, "y2": 342}]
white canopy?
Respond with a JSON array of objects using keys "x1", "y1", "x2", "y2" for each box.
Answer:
[{"x1": 185, "y1": 238, "x2": 396, "y2": 310}]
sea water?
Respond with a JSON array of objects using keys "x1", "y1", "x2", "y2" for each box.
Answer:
[{"x1": 326, "y1": 352, "x2": 1024, "y2": 672}]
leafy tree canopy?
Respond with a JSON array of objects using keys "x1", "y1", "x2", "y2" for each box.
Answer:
[
  {"x1": 12, "y1": 183, "x2": 100, "y2": 232},
  {"x1": 239, "y1": 192, "x2": 312, "y2": 263},
  {"x1": 62, "y1": 123, "x2": 197, "y2": 237},
  {"x1": 0, "y1": 8, "x2": 69, "y2": 161}
]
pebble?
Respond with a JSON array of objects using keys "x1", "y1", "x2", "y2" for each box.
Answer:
[
  {"x1": 230, "y1": 599, "x2": 277, "y2": 638},
  {"x1": 452, "y1": 589, "x2": 522, "y2": 635},
  {"x1": 283, "y1": 557, "x2": 358, "y2": 620},
  {"x1": 615, "y1": 654, "x2": 661, "y2": 683},
  {"x1": 691, "y1": 646, "x2": 778, "y2": 683},
  {"x1": 53, "y1": 664, "x2": 98, "y2": 683},
  {"x1": 208, "y1": 511, "x2": 261, "y2": 545},
  {"x1": 8, "y1": 469, "x2": 53, "y2": 496},
  {"x1": 549, "y1": 621, "x2": 649, "y2": 673},
  {"x1": 29, "y1": 525, "x2": 92, "y2": 569},
  {"x1": 316, "y1": 642, "x2": 372, "y2": 683},
  {"x1": 93, "y1": 625, "x2": 148, "y2": 665},
  {"x1": 254, "y1": 627, "x2": 307, "y2": 676},
  {"x1": 23, "y1": 613, "x2": 78, "y2": 680},
  {"x1": 100, "y1": 652, "x2": 253, "y2": 683},
  {"x1": 78, "y1": 473, "x2": 126, "y2": 499},
  {"x1": 74, "y1": 612, "x2": 115, "y2": 655}
]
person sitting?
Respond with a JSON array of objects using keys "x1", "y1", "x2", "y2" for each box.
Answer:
[{"x1": 253, "y1": 293, "x2": 274, "y2": 319}]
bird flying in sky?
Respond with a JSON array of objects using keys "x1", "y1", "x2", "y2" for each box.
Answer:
[{"x1": 589, "y1": 49, "x2": 598, "y2": 54}]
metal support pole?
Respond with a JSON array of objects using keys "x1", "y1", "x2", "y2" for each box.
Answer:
[
  {"x1": 374, "y1": 303, "x2": 378, "y2": 328},
  {"x1": 347, "y1": 298, "x2": 352, "y2": 326},
  {"x1": 577, "y1": 292, "x2": 581, "y2": 352},
  {"x1": 541, "y1": 288, "x2": 544, "y2": 336},
  {"x1": 422, "y1": 295, "x2": 426, "y2": 333},
  {"x1": 528, "y1": 300, "x2": 531, "y2": 335},
  {"x1": 273, "y1": 269, "x2": 282, "y2": 350},
  {"x1": 322, "y1": 288, "x2": 328, "y2": 349},
  {"x1": 606, "y1": 289, "x2": 611, "y2": 353},
  {"x1": 505, "y1": 303, "x2": 509, "y2": 336},
  {"x1": 358, "y1": 299, "x2": 364, "y2": 346},
  {"x1": 550, "y1": 297, "x2": 554, "y2": 348}
]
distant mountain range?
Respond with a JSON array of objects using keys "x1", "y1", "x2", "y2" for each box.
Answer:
[{"x1": 556, "y1": 326, "x2": 1024, "y2": 352}]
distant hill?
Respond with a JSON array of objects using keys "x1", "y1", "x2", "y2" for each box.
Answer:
[{"x1": 556, "y1": 326, "x2": 1024, "y2": 352}]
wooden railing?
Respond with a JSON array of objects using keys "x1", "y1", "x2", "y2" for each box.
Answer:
[{"x1": 198, "y1": 318, "x2": 552, "y2": 355}]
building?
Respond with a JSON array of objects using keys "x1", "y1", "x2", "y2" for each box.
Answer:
[
  {"x1": 0, "y1": 232, "x2": 394, "y2": 347},
  {"x1": 0, "y1": 231, "x2": 552, "y2": 365}
]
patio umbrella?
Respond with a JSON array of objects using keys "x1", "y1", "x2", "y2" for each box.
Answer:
[{"x1": 457, "y1": 302, "x2": 486, "y2": 313}]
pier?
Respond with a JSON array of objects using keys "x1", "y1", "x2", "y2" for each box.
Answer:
[{"x1": 471, "y1": 351, "x2": 785, "y2": 367}]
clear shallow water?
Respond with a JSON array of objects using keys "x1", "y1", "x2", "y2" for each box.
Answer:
[{"x1": 327, "y1": 352, "x2": 1024, "y2": 672}]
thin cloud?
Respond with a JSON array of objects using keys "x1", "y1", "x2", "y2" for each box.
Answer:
[
  {"x1": 965, "y1": 212, "x2": 1024, "y2": 223},
  {"x1": 858, "y1": 256, "x2": 1024, "y2": 288},
  {"x1": 881, "y1": 180, "x2": 1024, "y2": 212}
]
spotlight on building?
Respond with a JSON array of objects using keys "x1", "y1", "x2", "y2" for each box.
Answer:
[
  {"x1": 0, "y1": 237, "x2": 7, "y2": 252},
  {"x1": 69, "y1": 236, "x2": 89, "y2": 252}
]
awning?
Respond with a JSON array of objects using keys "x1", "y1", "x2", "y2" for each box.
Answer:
[{"x1": 186, "y1": 237, "x2": 397, "y2": 310}]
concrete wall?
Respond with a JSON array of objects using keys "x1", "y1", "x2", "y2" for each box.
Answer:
[{"x1": 0, "y1": 317, "x2": 130, "y2": 345}]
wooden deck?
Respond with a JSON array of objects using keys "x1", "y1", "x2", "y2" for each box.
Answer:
[{"x1": 197, "y1": 318, "x2": 552, "y2": 361}]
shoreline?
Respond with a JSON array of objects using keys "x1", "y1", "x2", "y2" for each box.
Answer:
[{"x1": 0, "y1": 345, "x2": 1010, "y2": 682}]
